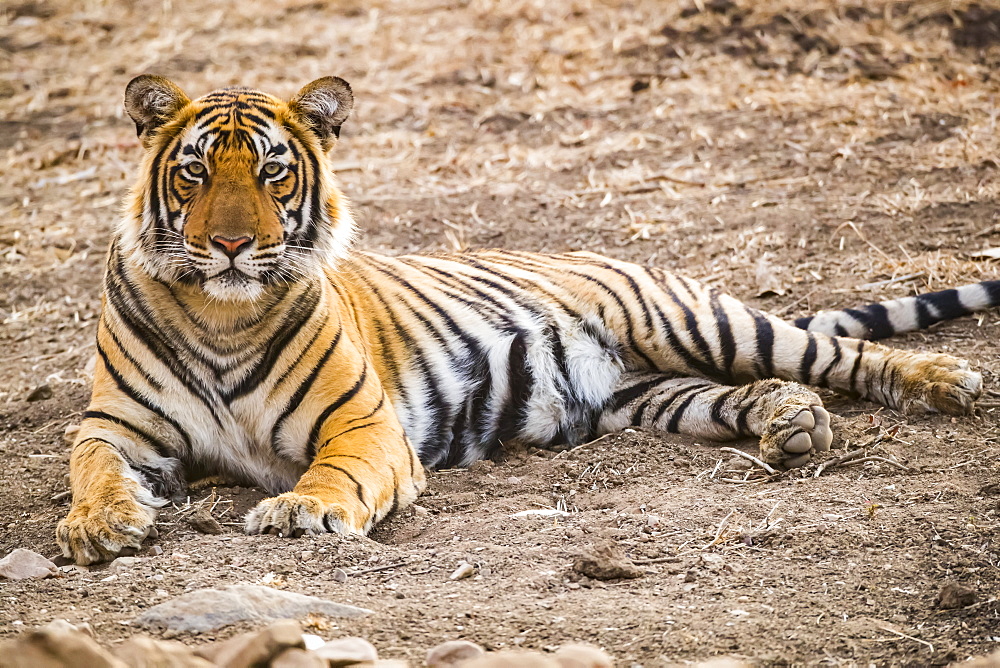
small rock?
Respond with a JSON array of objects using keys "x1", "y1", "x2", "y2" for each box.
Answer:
[
  {"x1": 302, "y1": 634, "x2": 326, "y2": 651},
  {"x1": 151, "y1": 545, "x2": 164, "y2": 556},
  {"x1": 572, "y1": 543, "x2": 643, "y2": 581},
  {"x1": 62, "y1": 424, "x2": 80, "y2": 444},
  {"x1": 27, "y1": 384, "x2": 53, "y2": 402},
  {"x1": 108, "y1": 556, "x2": 147, "y2": 574},
  {"x1": 0, "y1": 548, "x2": 59, "y2": 580},
  {"x1": 113, "y1": 635, "x2": 214, "y2": 668},
  {"x1": 50, "y1": 490, "x2": 72, "y2": 504},
  {"x1": 411, "y1": 504, "x2": 430, "y2": 517},
  {"x1": 199, "y1": 620, "x2": 304, "y2": 667},
  {"x1": 468, "y1": 459, "x2": 494, "y2": 473},
  {"x1": 135, "y1": 584, "x2": 371, "y2": 632},
  {"x1": 0, "y1": 620, "x2": 125, "y2": 668},
  {"x1": 462, "y1": 651, "x2": 560, "y2": 667},
  {"x1": 426, "y1": 639, "x2": 485, "y2": 667},
  {"x1": 187, "y1": 506, "x2": 223, "y2": 535},
  {"x1": 44, "y1": 620, "x2": 93, "y2": 637},
  {"x1": 271, "y1": 648, "x2": 326, "y2": 668},
  {"x1": 937, "y1": 581, "x2": 977, "y2": 609},
  {"x1": 450, "y1": 562, "x2": 475, "y2": 581},
  {"x1": 331, "y1": 568, "x2": 348, "y2": 583},
  {"x1": 554, "y1": 644, "x2": 613, "y2": 668},
  {"x1": 314, "y1": 637, "x2": 378, "y2": 666}
]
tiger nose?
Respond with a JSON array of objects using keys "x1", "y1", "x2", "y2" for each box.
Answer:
[{"x1": 210, "y1": 235, "x2": 253, "y2": 259}]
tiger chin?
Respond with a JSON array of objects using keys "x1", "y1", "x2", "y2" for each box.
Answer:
[{"x1": 56, "y1": 75, "x2": 996, "y2": 565}]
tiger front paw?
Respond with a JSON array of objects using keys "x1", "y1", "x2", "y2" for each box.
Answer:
[
  {"x1": 56, "y1": 498, "x2": 156, "y2": 565},
  {"x1": 896, "y1": 353, "x2": 982, "y2": 415},
  {"x1": 245, "y1": 492, "x2": 358, "y2": 538}
]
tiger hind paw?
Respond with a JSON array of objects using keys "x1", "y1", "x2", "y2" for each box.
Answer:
[
  {"x1": 896, "y1": 353, "x2": 981, "y2": 415},
  {"x1": 759, "y1": 404, "x2": 833, "y2": 469}
]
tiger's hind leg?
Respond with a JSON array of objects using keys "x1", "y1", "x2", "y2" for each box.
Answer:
[{"x1": 597, "y1": 373, "x2": 833, "y2": 468}]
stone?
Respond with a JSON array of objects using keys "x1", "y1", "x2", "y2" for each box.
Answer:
[
  {"x1": 0, "y1": 620, "x2": 125, "y2": 668},
  {"x1": 462, "y1": 652, "x2": 560, "y2": 667},
  {"x1": 426, "y1": 640, "x2": 485, "y2": 667},
  {"x1": 27, "y1": 384, "x2": 53, "y2": 401},
  {"x1": 108, "y1": 556, "x2": 147, "y2": 574},
  {"x1": 0, "y1": 548, "x2": 59, "y2": 580},
  {"x1": 553, "y1": 644, "x2": 613, "y2": 668},
  {"x1": 271, "y1": 648, "x2": 327, "y2": 668},
  {"x1": 63, "y1": 424, "x2": 80, "y2": 444},
  {"x1": 313, "y1": 637, "x2": 379, "y2": 666},
  {"x1": 937, "y1": 581, "x2": 977, "y2": 609},
  {"x1": 112, "y1": 635, "x2": 214, "y2": 667},
  {"x1": 198, "y1": 620, "x2": 304, "y2": 667},
  {"x1": 187, "y1": 506, "x2": 223, "y2": 535},
  {"x1": 572, "y1": 543, "x2": 643, "y2": 581},
  {"x1": 449, "y1": 562, "x2": 475, "y2": 581},
  {"x1": 134, "y1": 584, "x2": 371, "y2": 633}
]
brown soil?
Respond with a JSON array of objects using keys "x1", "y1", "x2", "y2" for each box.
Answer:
[{"x1": 2, "y1": 0, "x2": 999, "y2": 665}]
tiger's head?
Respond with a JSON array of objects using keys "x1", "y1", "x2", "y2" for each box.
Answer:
[{"x1": 119, "y1": 75, "x2": 356, "y2": 302}]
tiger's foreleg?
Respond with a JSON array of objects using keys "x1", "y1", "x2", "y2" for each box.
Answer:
[
  {"x1": 245, "y1": 389, "x2": 425, "y2": 538},
  {"x1": 597, "y1": 373, "x2": 832, "y2": 468}
]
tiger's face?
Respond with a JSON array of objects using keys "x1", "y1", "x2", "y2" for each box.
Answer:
[{"x1": 120, "y1": 76, "x2": 355, "y2": 302}]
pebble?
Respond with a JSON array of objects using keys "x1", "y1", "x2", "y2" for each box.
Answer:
[
  {"x1": 113, "y1": 635, "x2": 213, "y2": 667},
  {"x1": 108, "y1": 556, "x2": 148, "y2": 574},
  {"x1": 450, "y1": 562, "x2": 476, "y2": 580},
  {"x1": 411, "y1": 504, "x2": 430, "y2": 516},
  {"x1": 331, "y1": 568, "x2": 348, "y2": 583},
  {"x1": 0, "y1": 548, "x2": 59, "y2": 580},
  {"x1": 134, "y1": 584, "x2": 371, "y2": 632},
  {"x1": 937, "y1": 581, "x2": 977, "y2": 609},
  {"x1": 426, "y1": 639, "x2": 485, "y2": 667},
  {"x1": 151, "y1": 545, "x2": 164, "y2": 556},
  {"x1": 463, "y1": 651, "x2": 561, "y2": 667},
  {"x1": 0, "y1": 620, "x2": 125, "y2": 668},
  {"x1": 271, "y1": 647, "x2": 327, "y2": 668},
  {"x1": 63, "y1": 424, "x2": 80, "y2": 444},
  {"x1": 554, "y1": 644, "x2": 614, "y2": 668},
  {"x1": 313, "y1": 636, "x2": 379, "y2": 665},
  {"x1": 50, "y1": 490, "x2": 72, "y2": 503},
  {"x1": 200, "y1": 619, "x2": 304, "y2": 667},
  {"x1": 572, "y1": 543, "x2": 643, "y2": 581},
  {"x1": 187, "y1": 506, "x2": 224, "y2": 535},
  {"x1": 26, "y1": 383, "x2": 53, "y2": 402}
]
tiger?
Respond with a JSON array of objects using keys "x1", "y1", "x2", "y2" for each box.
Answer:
[{"x1": 56, "y1": 75, "x2": 999, "y2": 565}]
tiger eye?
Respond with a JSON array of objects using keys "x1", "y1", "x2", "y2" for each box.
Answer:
[
  {"x1": 262, "y1": 161, "x2": 284, "y2": 177},
  {"x1": 186, "y1": 162, "x2": 206, "y2": 176}
]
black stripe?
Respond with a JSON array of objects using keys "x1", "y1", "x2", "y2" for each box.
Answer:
[
  {"x1": 316, "y1": 463, "x2": 369, "y2": 510},
  {"x1": 95, "y1": 342, "x2": 189, "y2": 453},
  {"x1": 81, "y1": 410, "x2": 171, "y2": 459},
  {"x1": 799, "y1": 332, "x2": 817, "y2": 384},
  {"x1": 848, "y1": 341, "x2": 865, "y2": 395},
  {"x1": 271, "y1": 327, "x2": 343, "y2": 446},
  {"x1": 307, "y1": 363, "x2": 370, "y2": 460},
  {"x1": 666, "y1": 392, "x2": 700, "y2": 433},
  {"x1": 223, "y1": 283, "x2": 321, "y2": 402}
]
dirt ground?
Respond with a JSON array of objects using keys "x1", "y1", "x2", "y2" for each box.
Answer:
[{"x1": 2, "y1": 0, "x2": 1000, "y2": 665}]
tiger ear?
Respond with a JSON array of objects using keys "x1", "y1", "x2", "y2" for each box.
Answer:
[
  {"x1": 288, "y1": 76, "x2": 354, "y2": 150},
  {"x1": 124, "y1": 75, "x2": 190, "y2": 148}
]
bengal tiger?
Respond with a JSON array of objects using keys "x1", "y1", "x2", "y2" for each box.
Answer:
[{"x1": 56, "y1": 75, "x2": 999, "y2": 565}]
